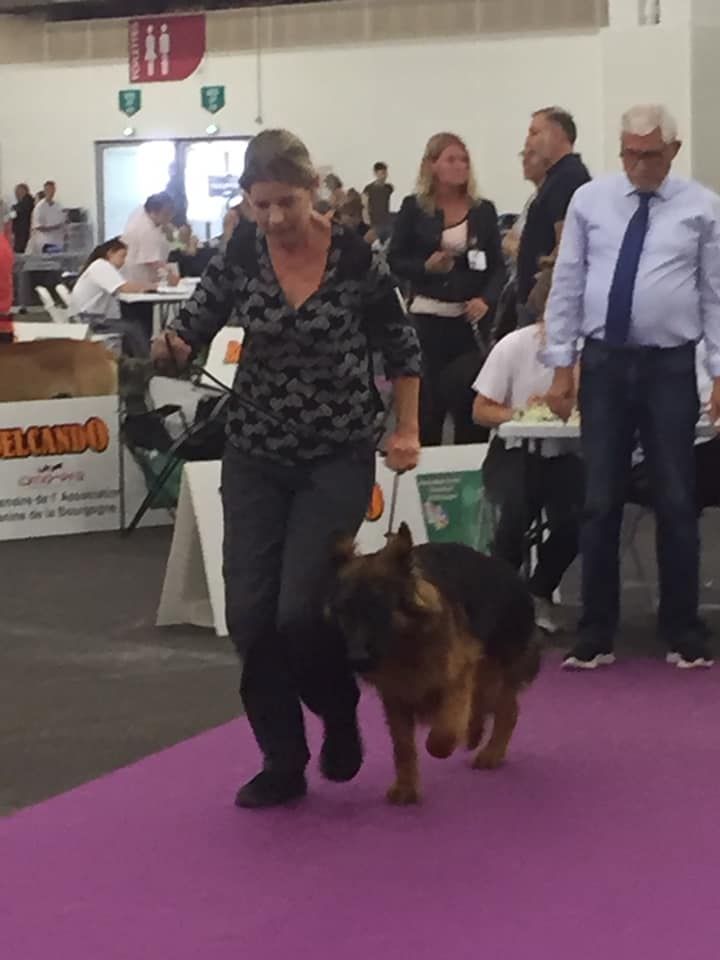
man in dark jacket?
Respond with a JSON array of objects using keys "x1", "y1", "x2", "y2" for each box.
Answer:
[
  {"x1": 11, "y1": 183, "x2": 34, "y2": 254},
  {"x1": 516, "y1": 107, "x2": 591, "y2": 311}
]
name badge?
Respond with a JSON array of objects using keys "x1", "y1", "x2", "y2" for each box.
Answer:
[{"x1": 468, "y1": 250, "x2": 487, "y2": 272}]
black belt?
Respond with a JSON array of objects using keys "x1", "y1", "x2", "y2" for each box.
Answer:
[{"x1": 585, "y1": 337, "x2": 695, "y2": 355}]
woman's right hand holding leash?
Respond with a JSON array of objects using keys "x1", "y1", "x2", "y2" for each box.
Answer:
[{"x1": 151, "y1": 331, "x2": 192, "y2": 375}]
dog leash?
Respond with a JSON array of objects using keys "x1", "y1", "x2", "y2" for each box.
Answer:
[
  {"x1": 162, "y1": 341, "x2": 397, "y2": 447},
  {"x1": 161, "y1": 337, "x2": 408, "y2": 529},
  {"x1": 386, "y1": 470, "x2": 402, "y2": 537}
]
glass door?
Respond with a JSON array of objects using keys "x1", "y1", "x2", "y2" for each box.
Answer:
[
  {"x1": 96, "y1": 137, "x2": 249, "y2": 243},
  {"x1": 183, "y1": 139, "x2": 248, "y2": 242},
  {"x1": 98, "y1": 141, "x2": 176, "y2": 240}
]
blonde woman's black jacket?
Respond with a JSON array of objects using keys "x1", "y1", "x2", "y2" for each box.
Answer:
[{"x1": 388, "y1": 194, "x2": 506, "y2": 308}]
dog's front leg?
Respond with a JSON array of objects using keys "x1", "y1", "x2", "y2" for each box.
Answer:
[
  {"x1": 426, "y1": 671, "x2": 474, "y2": 759},
  {"x1": 472, "y1": 686, "x2": 519, "y2": 770},
  {"x1": 382, "y1": 698, "x2": 420, "y2": 805}
]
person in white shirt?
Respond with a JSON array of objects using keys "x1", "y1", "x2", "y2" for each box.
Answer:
[
  {"x1": 70, "y1": 237, "x2": 156, "y2": 356},
  {"x1": 122, "y1": 192, "x2": 176, "y2": 287},
  {"x1": 30, "y1": 180, "x2": 66, "y2": 253},
  {"x1": 121, "y1": 192, "x2": 178, "y2": 344},
  {"x1": 473, "y1": 257, "x2": 583, "y2": 633}
]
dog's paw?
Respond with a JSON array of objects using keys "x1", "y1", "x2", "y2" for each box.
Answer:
[
  {"x1": 425, "y1": 730, "x2": 457, "y2": 759},
  {"x1": 472, "y1": 749, "x2": 505, "y2": 771},
  {"x1": 386, "y1": 782, "x2": 421, "y2": 805},
  {"x1": 466, "y1": 725, "x2": 485, "y2": 752}
]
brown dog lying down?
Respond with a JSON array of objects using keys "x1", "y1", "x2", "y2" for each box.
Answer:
[
  {"x1": 328, "y1": 523, "x2": 541, "y2": 805},
  {"x1": 0, "y1": 340, "x2": 117, "y2": 403}
]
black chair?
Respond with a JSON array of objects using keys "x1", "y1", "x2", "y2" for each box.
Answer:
[{"x1": 121, "y1": 390, "x2": 229, "y2": 535}]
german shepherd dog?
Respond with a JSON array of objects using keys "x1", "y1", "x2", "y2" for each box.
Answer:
[{"x1": 328, "y1": 523, "x2": 540, "y2": 805}]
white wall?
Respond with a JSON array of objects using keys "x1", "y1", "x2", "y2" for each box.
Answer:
[
  {"x1": 689, "y1": 24, "x2": 720, "y2": 193},
  {"x1": 0, "y1": 31, "x2": 604, "y2": 228},
  {"x1": 0, "y1": 21, "x2": 705, "y2": 232},
  {"x1": 599, "y1": 23, "x2": 692, "y2": 176}
]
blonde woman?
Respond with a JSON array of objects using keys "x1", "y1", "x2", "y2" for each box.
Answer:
[{"x1": 389, "y1": 132, "x2": 505, "y2": 445}]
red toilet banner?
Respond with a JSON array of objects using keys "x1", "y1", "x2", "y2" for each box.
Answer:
[{"x1": 128, "y1": 14, "x2": 206, "y2": 84}]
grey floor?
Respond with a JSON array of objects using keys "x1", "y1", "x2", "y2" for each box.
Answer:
[
  {"x1": 0, "y1": 528, "x2": 238, "y2": 816},
  {"x1": 2, "y1": 511, "x2": 720, "y2": 816}
]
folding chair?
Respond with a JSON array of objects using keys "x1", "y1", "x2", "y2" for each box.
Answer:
[
  {"x1": 121, "y1": 389, "x2": 229, "y2": 535},
  {"x1": 34, "y1": 285, "x2": 70, "y2": 324},
  {"x1": 55, "y1": 283, "x2": 73, "y2": 309}
]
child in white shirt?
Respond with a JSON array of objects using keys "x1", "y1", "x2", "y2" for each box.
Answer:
[
  {"x1": 473, "y1": 260, "x2": 583, "y2": 632},
  {"x1": 70, "y1": 238, "x2": 156, "y2": 356}
]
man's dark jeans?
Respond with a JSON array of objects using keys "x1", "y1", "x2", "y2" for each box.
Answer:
[{"x1": 578, "y1": 338, "x2": 700, "y2": 649}]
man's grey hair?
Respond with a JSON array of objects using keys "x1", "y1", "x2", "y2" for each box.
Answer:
[
  {"x1": 533, "y1": 106, "x2": 578, "y2": 145},
  {"x1": 621, "y1": 105, "x2": 679, "y2": 144}
]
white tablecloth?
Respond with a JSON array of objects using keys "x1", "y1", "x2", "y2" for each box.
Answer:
[
  {"x1": 117, "y1": 283, "x2": 198, "y2": 337},
  {"x1": 498, "y1": 419, "x2": 717, "y2": 441}
]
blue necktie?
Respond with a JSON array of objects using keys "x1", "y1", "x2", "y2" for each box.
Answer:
[{"x1": 605, "y1": 192, "x2": 653, "y2": 347}]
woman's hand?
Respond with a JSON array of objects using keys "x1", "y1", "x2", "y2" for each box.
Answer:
[
  {"x1": 710, "y1": 379, "x2": 720, "y2": 427},
  {"x1": 385, "y1": 428, "x2": 421, "y2": 473},
  {"x1": 151, "y1": 331, "x2": 192, "y2": 374},
  {"x1": 466, "y1": 297, "x2": 489, "y2": 323},
  {"x1": 425, "y1": 251, "x2": 453, "y2": 274}
]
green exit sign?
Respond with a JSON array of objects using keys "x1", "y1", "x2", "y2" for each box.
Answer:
[
  {"x1": 118, "y1": 89, "x2": 142, "y2": 117},
  {"x1": 201, "y1": 85, "x2": 226, "y2": 115}
]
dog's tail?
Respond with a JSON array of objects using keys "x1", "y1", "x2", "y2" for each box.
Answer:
[{"x1": 506, "y1": 632, "x2": 542, "y2": 689}]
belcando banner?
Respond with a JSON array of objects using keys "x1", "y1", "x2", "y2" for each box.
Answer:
[{"x1": 0, "y1": 397, "x2": 121, "y2": 540}]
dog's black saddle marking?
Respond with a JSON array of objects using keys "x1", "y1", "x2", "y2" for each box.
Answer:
[{"x1": 413, "y1": 543, "x2": 535, "y2": 665}]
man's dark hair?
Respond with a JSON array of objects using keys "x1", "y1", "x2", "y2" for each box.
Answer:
[
  {"x1": 44, "y1": 180, "x2": 56, "y2": 189},
  {"x1": 145, "y1": 191, "x2": 174, "y2": 214},
  {"x1": 534, "y1": 107, "x2": 578, "y2": 146},
  {"x1": 373, "y1": 162, "x2": 388, "y2": 173}
]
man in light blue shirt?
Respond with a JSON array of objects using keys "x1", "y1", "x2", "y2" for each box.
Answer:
[{"x1": 545, "y1": 104, "x2": 720, "y2": 671}]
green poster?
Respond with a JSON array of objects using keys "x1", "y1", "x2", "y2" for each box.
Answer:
[
  {"x1": 201, "y1": 85, "x2": 226, "y2": 114},
  {"x1": 416, "y1": 471, "x2": 495, "y2": 553},
  {"x1": 118, "y1": 89, "x2": 142, "y2": 117}
]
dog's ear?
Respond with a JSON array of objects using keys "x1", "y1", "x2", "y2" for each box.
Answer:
[
  {"x1": 331, "y1": 533, "x2": 357, "y2": 568},
  {"x1": 384, "y1": 522, "x2": 414, "y2": 566},
  {"x1": 396, "y1": 522, "x2": 414, "y2": 549}
]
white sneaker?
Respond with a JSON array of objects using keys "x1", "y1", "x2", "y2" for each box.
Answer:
[
  {"x1": 562, "y1": 639, "x2": 616, "y2": 670},
  {"x1": 562, "y1": 652, "x2": 616, "y2": 670},
  {"x1": 666, "y1": 651, "x2": 714, "y2": 670},
  {"x1": 533, "y1": 596, "x2": 562, "y2": 635}
]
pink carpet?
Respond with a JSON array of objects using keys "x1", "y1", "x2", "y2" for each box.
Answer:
[{"x1": 3, "y1": 659, "x2": 720, "y2": 959}]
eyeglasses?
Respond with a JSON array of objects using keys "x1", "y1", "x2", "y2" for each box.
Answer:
[{"x1": 620, "y1": 148, "x2": 667, "y2": 164}]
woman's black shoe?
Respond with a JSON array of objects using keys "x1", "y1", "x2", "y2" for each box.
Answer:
[
  {"x1": 234, "y1": 770, "x2": 307, "y2": 809},
  {"x1": 320, "y1": 717, "x2": 364, "y2": 783}
]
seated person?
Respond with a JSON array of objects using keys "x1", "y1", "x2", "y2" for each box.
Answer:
[
  {"x1": 629, "y1": 339, "x2": 720, "y2": 513},
  {"x1": 472, "y1": 258, "x2": 583, "y2": 633},
  {"x1": 169, "y1": 225, "x2": 214, "y2": 277},
  {"x1": 69, "y1": 238, "x2": 155, "y2": 357}
]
